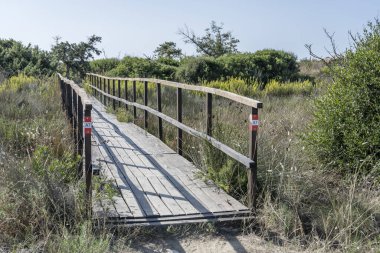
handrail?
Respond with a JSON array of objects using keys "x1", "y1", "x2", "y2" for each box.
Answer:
[
  {"x1": 86, "y1": 73, "x2": 262, "y2": 210},
  {"x1": 91, "y1": 85, "x2": 254, "y2": 167},
  {"x1": 87, "y1": 73, "x2": 263, "y2": 109},
  {"x1": 57, "y1": 74, "x2": 93, "y2": 212}
]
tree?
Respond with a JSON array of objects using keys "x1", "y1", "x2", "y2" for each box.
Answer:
[
  {"x1": 154, "y1": 41, "x2": 182, "y2": 60},
  {"x1": 51, "y1": 35, "x2": 102, "y2": 78},
  {"x1": 178, "y1": 21, "x2": 239, "y2": 57}
]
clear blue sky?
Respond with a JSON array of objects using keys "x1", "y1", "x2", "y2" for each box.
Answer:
[{"x1": 0, "y1": 0, "x2": 379, "y2": 59}]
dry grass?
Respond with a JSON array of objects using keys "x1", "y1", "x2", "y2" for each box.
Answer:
[
  {"x1": 0, "y1": 76, "x2": 111, "y2": 252},
  {"x1": 95, "y1": 82, "x2": 379, "y2": 251}
]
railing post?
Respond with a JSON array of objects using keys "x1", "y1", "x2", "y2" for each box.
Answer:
[
  {"x1": 157, "y1": 83, "x2": 163, "y2": 140},
  {"x1": 206, "y1": 93, "x2": 212, "y2": 136},
  {"x1": 118, "y1": 79, "x2": 121, "y2": 108},
  {"x1": 144, "y1": 81, "x2": 148, "y2": 129},
  {"x1": 124, "y1": 80, "x2": 128, "y2": 110},
  {"x1": 78, "y1": 97, "x2": 84, "y2": 178},
  {"x1": 133, "y1": 80, "x2": 137, "y2": 122},
  {"x1": 60, "y1": 79, "x2": 66, "y2": 110},
  {"x1": 248, "y1": 107, "x2": 259, "y2": 211},
  {"x1": 100, "y1": 78, "x2": 106, "y2": 105},
  {"x1": 84, "y1": 105, "x2": 92, "y2": 212},
  {"x1": 107, "y1": 79, "x2": 110, "y2": 106},
  {"x1": 112, "y1": 79, "x2": 116, "y2": 110},
  {"x1": 73, "y1": 90, "x2": 78, "y2": 150},
  {"x1": 177, "y1": 87, "x2": 183, "y2": 155}
]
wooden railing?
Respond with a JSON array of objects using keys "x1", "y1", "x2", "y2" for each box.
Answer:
[
  {"x1": 58, "y1": 74, "x2": 93, "y2": 209},
  {"x1": 86, "y1": 73, "x2": 262, "y2": 210}
]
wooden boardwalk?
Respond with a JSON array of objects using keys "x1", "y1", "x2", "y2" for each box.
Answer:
[{"x1": 90, "y1": 98, "x2": 251, "y2": 226}]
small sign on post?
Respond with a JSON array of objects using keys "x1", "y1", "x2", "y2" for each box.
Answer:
[
  {"x1": 249, "y1": 114, "x2": 259, "y2": 131},
  {"x1": 84, "y1": 116, "x2": 92, "y2": 135}
]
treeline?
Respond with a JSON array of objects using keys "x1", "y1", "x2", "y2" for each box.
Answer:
[{"x1": 90, "y1": 49, "x2": 307, "y2": 87}]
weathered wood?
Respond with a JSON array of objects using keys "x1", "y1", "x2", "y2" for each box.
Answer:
[
  {"x1": 206, "y1": 93, "x2": 212, "y2": 136},
  {"x1": 88, "y1": 85, "x2": 254, "y2": 168},
  {"x1": 87, "y1": 98, "x2": 252, "y2": 225},
  {"x1": 117, "y1": 79, "x2": 121, "y2": 108},
  {"x1": 132, "y1": 81, "x2": 137, "y2": 121},
  {"x1": 124, "y1": 80, "x2": 128, "y2": 110},
  {"x1": 107, "y1": 79, "x2": 110, "y2": 106},
  {"x1": 78, "y1": 97, "x2": 84, "y2": 178},
  {"x1": 248, "y1": 107, "x2": 258, "y2": 211},
  {"x1": 84, "y1": 105, "x2": 92, "y2": 212},
  {"x1": 87, "y1": 73, "x2": 263, "y2": 109},
  {"x1": 177, "y1": 87, "x2": 182, "y2": 155},
  {"x1": 112, "y1": 79, "x2": 116, "y2": 110},
  {"x1": 144, "y1": 81, "x2": 148, "y2": 129},
  {"x1": 156, "y1": 83, "x2": 163, "y2": 140}
]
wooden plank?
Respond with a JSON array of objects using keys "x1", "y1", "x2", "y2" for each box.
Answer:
[
  {"x1": 93, "y1": 130, "x2": 145, "y2": 218},
  {"x1": 107, "y1": 137, "x2": 174, "y2": 216},
  {"x1": 174, "y1": 175, "x2": 226, "y2": 213},
  {"x1": 97, "y1": 135, "x2": 160, "y2": 217}
]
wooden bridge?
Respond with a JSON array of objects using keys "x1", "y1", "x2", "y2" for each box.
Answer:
[{"x1": 58, "y1": 73, "x2": 262, "y2": 226}]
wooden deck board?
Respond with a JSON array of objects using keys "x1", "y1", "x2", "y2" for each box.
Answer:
[{"x1": 90, "y1": 97, "x2": 250, "y2": 225}]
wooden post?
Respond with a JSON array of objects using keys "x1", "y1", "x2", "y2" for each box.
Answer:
[
  {"x1": 67, "y1": 86, "x2": 73, "y2": 125},
  {"x1": 112, "y1": 79, "x2": 116, "y2": 110},
  {"x1": 133, "y1": 80, "x2": 137, "y2": 122},
  {"x1": 60, "y1": 79, "x2": 66, "y2": 110},
  {"x1": 144, "y1": 81, "x2": 148, "y2": 129},
  {"x1": 77, "y1": 97, "x2": 84, "y2": 179},
  {"x1": 101, "y1": 78, "x2": 104, "y2": 104},
  {"x1": 157, "y1": 83, "x2": 163, "y2": 140},
  {"x1": 118, "y1": 79, "x2": 121, "y2": 108},
  {"x1": 248, "y1": 107, "x2": 258, "y2": 211},
  {"x1": 107, "y1": 78, "x2": 110, "y2": 106},
  {"x1": 84, "y1": 105, "x2": 92, "y2": 211},
  {"x1": 124, "y1": 80, "x2": 128, "y2": 110},
  {"x1": 95, "y1": 76, "x2": 99, "y2": 98},
  {"x1": 177, "y1": 87, "x2": 183, "y2": 155},
  {"x1": 206, "y1": 93, "x2": 212, "y2": 136},
  {"x1": 73, "y1": 90, "x2": 78, "y2": 149}
]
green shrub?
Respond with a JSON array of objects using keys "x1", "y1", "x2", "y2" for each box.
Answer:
[
  {"x1": 0, "y1": 39, "x2": 55, "y2": 77},
  {"x1": 217, "y1": 50, "x2": 300, "y2": 85},
  {"x1": 90, "y1": 58, "x2": 120, "y2": 74},
  {"x1": 306, "y1": 20, "x2": 380, "y2": 173},
  {"x1": 175, "y1": 56, "x2": 223, "y2": 83},
  {"x1": 107, "y1": 56, "x2": 176, "y2": 79}
]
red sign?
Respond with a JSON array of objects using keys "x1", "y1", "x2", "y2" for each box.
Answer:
[
  {"x1": 84, "y1": 116, "x2": 92, "y2": 135},
  {"x1": 249, "y1": 114, "x2": 259, "y2": 131}
]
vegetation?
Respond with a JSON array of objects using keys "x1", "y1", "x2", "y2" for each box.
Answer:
[
  {"x1": 0, "y1": 75, "x2": 110, "y2": 252},
  {"x1": 178, "y1": 21, "x2": 240, "y2": 57},
  {"x1": 0, "y1": 39, "x2": 55, "y2": 78},
  {"x1": 51, "y1": 35, "x2": 102, "y2": 80},
  {"x1": 306, "y1": 19, "x2": 380, "y2": 174},
  {"x1": 1, "y1": 16, "x2": 379, "y2": 253}
]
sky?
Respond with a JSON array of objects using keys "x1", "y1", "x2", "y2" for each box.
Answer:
[{"x1": 0, "y1": 0, "x2": 379, "y2": 59}]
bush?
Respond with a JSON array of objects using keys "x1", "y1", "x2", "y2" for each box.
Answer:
[
  {"x1": 90, "y1": 58, "x2": 120, "y2": 74},
  {"x1": 0, "y1": 39, "x2": 55, "y2": 77},
  {"x1": 175, "y1": 56, "x2": 223, "y2": 83},
  {"x1": 306, "y1": 20, "x2": 380, "y2": 173},
  {"x1": 217, "y1": 50, "x2": 300, "y2": 85},
  {"x1": 107, "y1": 56, "x2": 176, "y2": 79}
]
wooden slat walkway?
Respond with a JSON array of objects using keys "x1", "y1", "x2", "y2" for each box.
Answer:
[{"x1": 90, "y1": 98, "x2": 251, "y2": 226}]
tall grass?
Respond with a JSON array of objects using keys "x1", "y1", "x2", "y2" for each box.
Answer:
[
  {"x1": 0, "y1": 75, "x2": 110, "y2": 252},
  {"x1": 87, "y1": 75, "x2": 379, "y2": 251}
]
